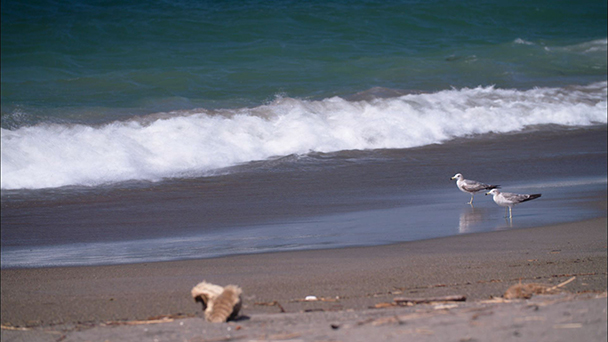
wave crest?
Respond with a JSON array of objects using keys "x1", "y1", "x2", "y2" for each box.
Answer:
[{"x1": 2, "y1": 82, "x2": 606, "y2": 190}]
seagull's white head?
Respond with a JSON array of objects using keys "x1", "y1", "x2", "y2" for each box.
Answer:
[
  {"x1": 451, "y1": 173, "x2": 463, "y2": 180},
  {"x1": 486, "y1": 189, "x2": 500, "y2": 196}
]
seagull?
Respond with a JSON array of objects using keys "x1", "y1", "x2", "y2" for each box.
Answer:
[
  {"x1": 485, "y1": 189, "x2": 541, "y2": 218},
  {"x1": 451, "y1": 173, "x2": 500, "y2": 205}
]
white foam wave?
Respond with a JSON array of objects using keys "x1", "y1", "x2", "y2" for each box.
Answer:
[
  {"x1": 548, "y1": 39, "x2": 608, "y2": 55},
  {"x1": 2, "y1": 83, "x2": 606, "y2": 189},
  {"x1": 513, "y1": 38, "x2": 607, "y2": 51},
  {"x1": 513, "y1": 38, "x2": 534, "y2": 45},
  {"x1": 511, "y1": 177, "x2": 608, "y2": 190}
]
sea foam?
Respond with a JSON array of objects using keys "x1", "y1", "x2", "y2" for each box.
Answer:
[{"x1": 2, "y1": 82, "x2": 606, "y2": 190}]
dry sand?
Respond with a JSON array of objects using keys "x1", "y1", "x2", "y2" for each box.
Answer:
[{"x1": 2, "y1": 217, "x2": 607, "y2": 341}]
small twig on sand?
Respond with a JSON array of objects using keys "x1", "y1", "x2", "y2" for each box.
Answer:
[
  {"x1": 549, "y1": 276, "x2": 576, "y2": 291},
  {"x1": 1, "y1": 325, "x2": 31, "y2": 331},
  {"x1": 105, "y1": 317, "x2": 175, "y2": 326},
  {"x1": 253, "y1": 301, "x2": 286, "y2": 313},
  {"x1": 394, "y1": 295, "x2": 467, "y2": 305}
]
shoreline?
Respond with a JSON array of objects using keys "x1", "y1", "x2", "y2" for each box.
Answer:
[{"x1": 2, "y1": 216, "x2": 606, "y2": 327}]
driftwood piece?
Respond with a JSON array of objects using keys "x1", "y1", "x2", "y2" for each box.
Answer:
[
  {"x1": 503, "y1": 283, "x2": 553, "y2": 299},
  {"x1": 394, "y1": 295, "x2": 467, "y2": 304},
  {"x1": 503, "y1": 276, "x2": 576, "y2": 299},
  {"x1": 207, "y1": 285, "x2": 242, "y2": 323},
  {"x1": 191, "y1": 281, "x2": 243, "y2": 322},
  {"x1": 254, "y1": 301, "x2": 286, "y2": 313}
]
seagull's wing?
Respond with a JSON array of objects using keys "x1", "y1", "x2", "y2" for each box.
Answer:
[
  {"x1": 461, "y1": 180, "x2": 491, "y2": 192},
  {"x1": 501, "y1": 192, "x2": 533, "y2": 204}
]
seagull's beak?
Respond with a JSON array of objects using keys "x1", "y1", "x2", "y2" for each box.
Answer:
[
  {"x1": 485, "y1": 192, "x2": 490, "y2": 196},
  {"x1": 450, "y1": 176, "x2": 455, "y2": 180}
]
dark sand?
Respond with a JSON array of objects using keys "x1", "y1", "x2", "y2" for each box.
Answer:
[{"x1": 2, "y1": 214, "x2": 606, "y2": 341}]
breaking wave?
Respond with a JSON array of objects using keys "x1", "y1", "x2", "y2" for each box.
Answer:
[{"x1": 2, "y1": 82, "x2": 606, "y2": 190}]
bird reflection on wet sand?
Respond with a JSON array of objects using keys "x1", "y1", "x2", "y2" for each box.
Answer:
[{"x1": 458, "y1": 206, "x2": 499, "y2": 233}]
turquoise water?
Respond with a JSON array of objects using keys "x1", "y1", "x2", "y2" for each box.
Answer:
[{"x1": 2, "y1": 0, "x2": 606, "y2": 126}]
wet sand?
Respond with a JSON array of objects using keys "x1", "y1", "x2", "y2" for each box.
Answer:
[
  {"x1": 2, "y1": 214, "x2": 606, "y2": 341},
  {"x1": 2, "y1": 126, "x2": 607, "y2": 269}
]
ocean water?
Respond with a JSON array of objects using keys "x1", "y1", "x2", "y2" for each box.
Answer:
[{"x1": 1, "y1": 0, "x2": 607, "y2": 268}]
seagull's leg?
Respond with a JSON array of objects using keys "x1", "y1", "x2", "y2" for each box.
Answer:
[
  {"x1": 467, "y1": 193, "x2": 474, "y2": 205},
  {"x1": 509, "y1": 207, "x2": 513, "y2": 219}
]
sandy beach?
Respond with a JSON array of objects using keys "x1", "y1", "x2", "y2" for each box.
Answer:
[
  {"x1": 2, "y1": 215, "x2": 606, "y2": 341},
  {"x1": 2, "y1": 1, "x2": 606, "y2": 341}
]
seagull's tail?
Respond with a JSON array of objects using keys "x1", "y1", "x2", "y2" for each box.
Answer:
[
  {"x1": 487, "y1": 185, "x2": 500, "y2": 190},
  {"x1": 523, "y1": 194, "x2": 542, "y2": 202}
]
